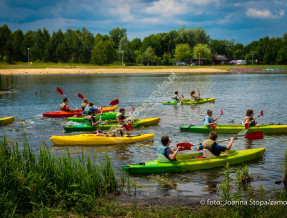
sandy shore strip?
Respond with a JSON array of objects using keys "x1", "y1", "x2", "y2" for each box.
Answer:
[{"x1": 0, "y1": 68, "x2": 229, "y2": 75}]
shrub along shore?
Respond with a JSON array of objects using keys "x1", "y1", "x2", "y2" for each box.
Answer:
[{"x1": 1, "y1": 135, "x2": 287, "y2": 217}]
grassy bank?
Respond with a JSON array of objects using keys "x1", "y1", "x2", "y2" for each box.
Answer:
[
  {"x1": 1, "y1": 136, "x2": 287, "y2": 217},
  {"x1": 0, "y1": 62, "x2": 286, "y2": 71}
]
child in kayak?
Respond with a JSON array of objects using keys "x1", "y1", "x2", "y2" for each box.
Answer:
[
  {"x1": 80, "y1": 98, "x2": 89, "y2": 110},
  {"x1": 60, "y1": 97, "x2": 76, "y2": 111},
  {"x1": 204, "y1": 110, "x2": 221, "y2": 126},
  {"x1": 197, "y1": 131, "x2": 234, "y2": 156},
  {"x1": 157, "y1": 136, "x2": 180, "y2": 161},
  {"x1": 173, "y1": 91, "x2": 184, "y2": 102},
  {"x1": 244, "y1": 109, "x2": 261, "y2": 126},
  {"x1": 82, "y1": 102, "x2": 98, "y2": 115},
  {"x1": 190, "y1": 90, "x2": 200, "y2": 101},
  {"x1": 113, "y1": 114, "x2": 131, "y2": 136},
  {"x1": 85, "y1": 110, "x2": 102, "y2": 127}
]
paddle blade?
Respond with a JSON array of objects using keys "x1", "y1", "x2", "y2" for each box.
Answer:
[
  {"x1": 78, "y1": 93, "x2": 84, "y2": 99},
  {"x1": 100, "y1": 105, "x2": 103, "y2": 112},
  {"x1": 245, "y1": 122, "x2": 250, "y2": 129},
  {"x1": 109, "y1": 99, "x2": 119, "y2": 105},
  {"x1": 177, "y1": 142, "x2": 193, "y2": 151},
  {"x1": 244, "y1": 131, "x2": 264, "y2": 141},
  {"x1": 212, "y1": 123, "x2": 217, "y2": 131},
  {"x1": 260, "y1": 110, "x2": 264, "y2": 116},
  {"x1": 132, "y1": 105, "x2": 135, "y2": 111},
  {"x1": 56, "y1": 87, "x2": 64, "y2": 95},
  {"x1": 220, "y1": 110, "x2": 224, "y2": 115},
  {"x1": 124, "y1": 123, "x2": 133, "y2": 131}
]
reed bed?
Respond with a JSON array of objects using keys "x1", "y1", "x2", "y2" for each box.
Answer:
[{"x1": 0, "y1": 136, "x2": 117, "y2": 216}]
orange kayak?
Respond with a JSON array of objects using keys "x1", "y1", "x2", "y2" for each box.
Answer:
[{"x1": 43, "y1": 105, "x2": 117, "y2": 118}]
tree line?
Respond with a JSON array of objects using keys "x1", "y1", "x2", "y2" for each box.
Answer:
[{"x1": 0, "y1": 24, "x2": 286, "y2": 65}]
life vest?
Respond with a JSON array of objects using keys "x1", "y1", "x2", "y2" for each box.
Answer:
[
  {"x1": 202, "y1": 139, "x2": 215, "y2": 153},
  {"x1": 173, "y1": 95, "x2": 179, "y2": 101},
  {"x1": 157, "y1": 145, "x2": 168, "y2": 156},
  {"x1": 60, "y1": 103, "x2": 68, "y2": 111},
  {"x1": 205, "y1": 116, "x2": 214, "y2": 123},
  {"x1": 81, "y1": 102, "x2": 88, "y2": 110},
  {"x1": 83, "y1": 106, "x2": 91, "y2": 115},
  {"x1": 244, "y1": 116, "x2": 256, "y2": 126}
]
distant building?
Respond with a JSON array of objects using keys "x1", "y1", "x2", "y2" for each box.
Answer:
[
  {"x1": 212, "y1": 55, "x2": 228, "y2": 65},
  {"x1": 184, "y1": 58, "x2": 207, "y2": 65}
]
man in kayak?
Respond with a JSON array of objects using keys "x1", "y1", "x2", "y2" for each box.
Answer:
[
  {"x1": 197, "y1": 131, "x2": 234, "y2": 156},
  {"x1": 204, "y1": 110, "x2": 221, "y2": 126},
  {"x1": 173, "y1": 91, "x2": 184, "y2": 102},
  {"x1": 60, "y1": 97, "x2": 76, "y2": 111},
  {"x1": 244, "y1": 109, "x2": 261, "y2": 126},
  {"x1": 157, "y1": 136, "x2": 180, "y2": 161}
]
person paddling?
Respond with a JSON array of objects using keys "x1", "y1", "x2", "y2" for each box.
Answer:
[
  {"x1": 60, "y1": 97, "x2": 76, "y2": 111},
  {"x1": 190, "y1": 90, "x2": 200, "y2": 101},
  {"x1": 173, "y1": 91, "x2": 184, "y2": 102},
  {"x1": 197, "y1": 131, "x2": 234, "y2": 156},
  {"x1": 113, "y1": 114, "x2": 130, "y2": 136},
  {"x1": 244, "y1": 109, "x2": 261, "y2": 127},
  {"x1": 80, "y1": 98, "x2": 89, "y2": 110},
  {"x1": 157, "y1": 136, "x2": 180, "y2": 161},
  {"x1": 82, "y1": 102, "x2": 98, "y2": 115},
  {"x1": 204, "y1": 110, "x2": 220, "y2": 126}
]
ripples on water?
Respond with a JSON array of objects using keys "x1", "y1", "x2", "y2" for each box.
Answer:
[{"x1": 1, "y1": 73, "x2": 287, "y2": 198}]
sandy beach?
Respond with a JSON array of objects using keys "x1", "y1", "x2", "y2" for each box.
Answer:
[{"x1": 0, "y1": 67, "x2": 229, "y2": 75}]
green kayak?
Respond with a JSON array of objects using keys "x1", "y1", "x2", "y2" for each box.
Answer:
[
  {"x1": 181, "y1": 98, "x2": 215, "y2": 104},
  {"x1": 123, "y1": 148, "x2": 265, "y2": 174},
  {"x1": 162, "y1": 100, "x2": 179, "y2": 105},
  {"x1": 64, "y1": 117, "x2": 160, "y2": 132},
  {"x1": 180, "y1": 124, "x2": 287, "y2": 134},
  {"x1": 67, "y1": 112, "x2": 118, "y2": 122}
]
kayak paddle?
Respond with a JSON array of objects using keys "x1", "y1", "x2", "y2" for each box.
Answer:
[
  {"x1": 78, "y1": 93, "x2": 84, "y2": 100},
  {"x1": 56, "y1": 87, "x2": 77, "y2": 109},
  {"x1": 177, "y1": 131, "x2": 264, "y2": 151},
  {"x1": 212, "y1": 110, "x2": 224, "y2": 131},
  {"x1": 109, "y1": 99, "x2": 119, "y2": 106}
]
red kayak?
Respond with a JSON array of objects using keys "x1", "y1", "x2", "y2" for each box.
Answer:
[{"x1": 43, "y1": 105, "x2": 118, "y2": 118}]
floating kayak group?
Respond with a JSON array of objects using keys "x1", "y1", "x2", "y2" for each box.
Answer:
[{"x1": 6, "y1": 86, "x2": 285, "y2": 175}]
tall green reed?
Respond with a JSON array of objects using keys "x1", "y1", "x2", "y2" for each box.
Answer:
[{"x1": 0, "y1": 136, "x2": 117, "y2": 216}]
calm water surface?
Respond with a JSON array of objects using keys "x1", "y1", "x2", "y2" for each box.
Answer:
[{"x1": 1, "y1": 73, "x2": 287, "y2": 199}]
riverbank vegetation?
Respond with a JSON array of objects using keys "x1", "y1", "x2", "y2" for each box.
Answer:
[
  {"x1": 1, "y1": 136, "x2": 287, "y2": 217},
  {"x1": 0, "y1": 24, "x2": 286, "y2": 66}
]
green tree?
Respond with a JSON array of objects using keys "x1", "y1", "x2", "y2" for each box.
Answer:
[
  {"x1": 91, "y1": 39, "x2": 106, "y2": 64},
  {"x1": 193, "y1": 43, "x2": 212, "y2": 61},
  {"x1": 109, "y1": 27, "x2": 127, "y2": 49},
  {"x1": 12, "y1": 30, "x2": 25, "y2": 62},
  {"x1": 0, "y1": 24, "x2": 12, "y2": 61},
  {"x1": 140, "y1": 46, "x2": 158, "y2": 66},
  {"x1": 174, "y1": 43, "x2": 192, "y2": 62}
]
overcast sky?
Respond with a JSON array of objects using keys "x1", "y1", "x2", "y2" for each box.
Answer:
[{"x1": 0, "y1": 0, "x2": 286, "y2": 44}]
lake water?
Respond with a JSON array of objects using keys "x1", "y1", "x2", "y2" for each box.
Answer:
[{"x1": 1, "y1": 72, "x2": 287, "y2": 199}]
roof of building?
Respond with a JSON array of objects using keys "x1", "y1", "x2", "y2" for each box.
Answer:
[{"x1": 213, "y1": 55, "x2": 228, "y2": 61}]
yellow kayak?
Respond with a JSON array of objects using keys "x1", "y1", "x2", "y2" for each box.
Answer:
[
  {"x1": 50, "y1": 133, "x2": 154, "y2": 146},
  {"x1": 0, "y1": 116, "x2": 14, "y2": 126}
]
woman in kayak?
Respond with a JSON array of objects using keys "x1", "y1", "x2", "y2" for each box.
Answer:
[
  {"x1": 173, "y1": 91, "x2": 184, "y2": 102},
  {"x1": 157, "y1": 136, "x2": 180, "y2": 161},
  {"x1": 80, "y1": 98, "x2": 89, "y2": 110},
  {"x1": 197, "y1": 131, "x2": 234, "y2": 156},
  {"x1": 190, "y1": 90, "x2": 200, "y2": 101},
  {"x1": 244, "y1": 109, "x2": 261, "y2": 126},
  {"x1": 60, "y1": 97, "x2": 76, "y2": 111},
  {"x1": 204, "y1": 110, "x2": 220, "y2": 126}
]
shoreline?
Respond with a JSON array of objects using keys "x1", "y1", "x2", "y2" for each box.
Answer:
[{"x1": 0, "y1": 68, "x2": 229, "y2": 75}]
